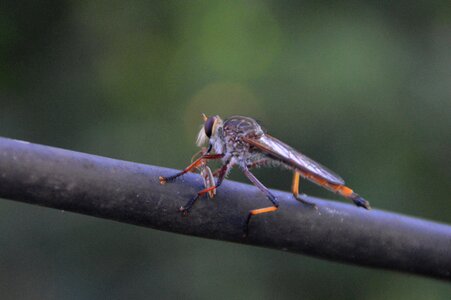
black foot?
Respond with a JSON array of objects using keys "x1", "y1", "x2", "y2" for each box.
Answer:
[
  {"x1": 242, "y1": 224, "x2": 249, "y2": 238},
  {"x1": 179, "y1": 195, "x2": 199, "y2": 216},
  {"x1": 242, "y1": 213, "x2": 253, "y2": 238},
  {"x1": 159, "y1": 173, "x2": 182, "y2": 185},
  {"x1": 294, "y1": 194, "x2": 318, "y2": 209},
  {"x1": 179, "y1": 206, "x2": 190, "y2": 216},
  {"x1": 351, "y1": 194, "x2": 371, "y2": 210}
]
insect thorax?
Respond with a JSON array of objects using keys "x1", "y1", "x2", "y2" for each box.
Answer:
[{"x1": 220, "y1": 116, "x2": 264, "y2": 163}]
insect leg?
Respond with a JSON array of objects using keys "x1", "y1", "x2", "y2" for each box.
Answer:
[
  {"x1": 211, "y1": 167, "x2": 223, "y2": 177},
  {"x1": 291, "y1": 170, "x2": 317, "y2": 207},
  {"x1": 242, "y1": 166, "x2": 279, "y2": 237},
  {"x1": 192, "y1": 148, "x2": 217, "y2": 198},
  {"x1": 179, "y1": 161, "x2": 230, "y2": 215},
  {"x1": 201, "y1": 165, "x2": 216, "y2": 198},
  {"x1": 188, "y1": 150, "x2": 204, "y2": 172},
  {"x1": 159, "y1": 153, "x2": 224, "y2": 184}
]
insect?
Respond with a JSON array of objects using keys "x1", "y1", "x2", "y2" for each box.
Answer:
[{"x1": 159, "y1": 114, "x2": 371, "y2": 236}]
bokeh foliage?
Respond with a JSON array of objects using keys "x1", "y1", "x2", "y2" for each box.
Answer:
[{"x1": 1, "y1": 1, "x2": 450, "y2": 299}]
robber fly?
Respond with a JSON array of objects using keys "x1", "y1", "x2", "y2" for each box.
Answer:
[{"x1": 159, "y1": 114, "x2": 370, "y2": 236}]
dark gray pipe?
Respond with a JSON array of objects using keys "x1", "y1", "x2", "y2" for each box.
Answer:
[{"x1": 0, "y1": 137, "x2": 450, "y2": 280}]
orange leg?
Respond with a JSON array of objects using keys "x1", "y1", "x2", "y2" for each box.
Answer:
[
  {"x1": 200, "y1": 165, "x2": 216, "y2": 198},
  {"x1": 159, "y1": 153, "x2": 224, "y2": 184},
  {"x1": 180, "y1": 161, "x2": 230, "y2": 215},
  {"x1": 187, "y1": 150, "x2": 204, "y2": 173},
  {"x1": 242, "y1": 166, "x2": 279, "y2": 237},
  {"x1": 188, "y1": 148, "x2": 217, "y2": 198},
  {"x1": 291, "y1": 170, "x2": 316, "y2": 207}
]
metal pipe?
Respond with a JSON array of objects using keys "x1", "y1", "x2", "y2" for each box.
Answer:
[{"x1": 0, "y1": 137, "x2": 450, "y2": 280}]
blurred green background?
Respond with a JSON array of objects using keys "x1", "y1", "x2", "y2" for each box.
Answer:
[{"x1": 1, "y1": 1, "x2": 451, "y2": 299}]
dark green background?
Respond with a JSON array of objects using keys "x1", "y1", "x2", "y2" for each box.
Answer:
[{"x1": 1, "y1": 1, "x2": 450, "y2": 299}]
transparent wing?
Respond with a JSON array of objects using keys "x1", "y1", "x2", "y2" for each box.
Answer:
[{"x1": 243, "y1": 134, "x2": 345, "y2": 185}]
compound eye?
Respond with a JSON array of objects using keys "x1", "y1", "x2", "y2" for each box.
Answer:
[{"x1": 204, "y1": 116, "x2": 216, "y2": 138}]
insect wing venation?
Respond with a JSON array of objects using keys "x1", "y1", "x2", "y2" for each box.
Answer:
[{"x1": 244, "y1": 134, "x2": 345, "y2": 185}]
